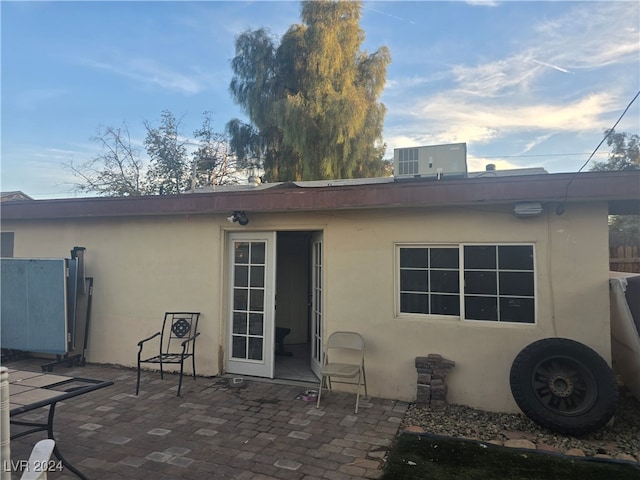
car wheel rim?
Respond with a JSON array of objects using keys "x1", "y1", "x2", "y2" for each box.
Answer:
[{"x1": 531, "y1": 356, "x2": 598, "y2": 416}]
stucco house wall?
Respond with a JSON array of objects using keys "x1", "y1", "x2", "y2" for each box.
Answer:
[{"x1": 2, "y1": 199, "x2": 610, "y2": 412}]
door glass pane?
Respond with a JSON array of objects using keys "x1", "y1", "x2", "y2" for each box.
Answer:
[
  {"x1": 250, "y1": 289, "x2": 264, "y2": 311},
  {"x1": 233, "y1": 312, "x2": 247, "y2": 334},
  {"x1": 248, "y1": 337, "x2": 263, "y2": 360},
  {"x1": 249, "y1": 313, "x2": 264, "y2": 335},
  {"x1": 235, "y1": 242, "x2": 249, "y2": 264},
  {"x1": 232, "y1": 336, "x2": 246, "y2": 358},
  {"x1": 251, "y1": 243, "x2": 265, "y2": 264},
  {"x1": 235, "y1": 266, "x2": 248, "y2": 287},
  {"x1": 250, "y1": 266, "x2": 265, "y2": 287},
  {"x1": 233, "y1": 288, "x2": 248, "y2": 310}
]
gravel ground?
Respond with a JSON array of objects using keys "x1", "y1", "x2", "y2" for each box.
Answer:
[{"x1": 401, "y1": 387, "x2": 640, "y2": 461}]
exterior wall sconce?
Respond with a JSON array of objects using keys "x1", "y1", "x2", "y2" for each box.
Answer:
[
  {"x1": 514, "y1": 202, "x2": 543, "y2": 218},
  {"x1": 227, "y1": 211, "x2": 249, "y2": 226}
]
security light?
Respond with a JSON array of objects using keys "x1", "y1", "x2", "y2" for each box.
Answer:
[{"x1": 228, "y1": 211, "x2": 249, "y2": 226}]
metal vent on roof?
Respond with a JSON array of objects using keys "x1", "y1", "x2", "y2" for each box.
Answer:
[{"x1": 393, "y1": 143, "x2": 467, "y2": 179}]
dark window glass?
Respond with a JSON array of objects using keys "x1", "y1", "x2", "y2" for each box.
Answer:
[
  {"x1": 464, "y1": 246, "x2": 496, "y2": 269},
  {"x1": 431, "y1": 248, "x2": 459, "y2": 268},
  {"x1": 248, "y1": 337, "x2": 263, "y2": 360},
  {"x1": 465, "y1": 296, "x2": 498, "y2": 320},
  {"x1": 235, "y1": 242, "x2": 249, "y2": 264},
  {"x1": 250, "y1": 242, "x2": 265, "y2": 264},
  {"x1": 400, "y1": 293, "x2": 429, "y2": 314},
  {"x1": 234, "y1": 265, "x2": 248, "y2": 287},
  {"x1": 233, "y1": 312, "x2": 247, "y2": 334},
  {"x1": 431, "y1": 295, "x2": 460, "y2": 315},
  {"x1": 250, "y1": 266, "x2": 265, "y2": 287},
  {"x1": 232, "y1": 336, "x2": 246, "y2": 358},
  {"x1": 233, "y1": 288, "x2": 248, "y2": 310},
  {"x1": 249, "y1": 289, "x2": 264, "y2": 311},
  {"x1": 500, "y1": 298, "x2": 535, "y2": 323},
  {"x1": 499, "y1": 246, "x2": 533, "y2": 270},
  {"x1": 430, "y1": 270, "x2": 459, "y2": 293},
  {"x1": 500, "y1": 272, "x2": 534, "y2": 296},
  {"x1": 248, "y1": 313, "x2": 263, "y2": 335},
  {"x1": 400, "y1": 270, "x2": 428, "y2": 292},
  {"x1": 400, "y1": 248, "x2": 428, "y2": 268},
  {"x1": 464, "y1": 271, "x2": 497, "y2": 295}
]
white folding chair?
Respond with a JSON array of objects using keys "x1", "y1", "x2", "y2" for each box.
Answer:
[{"x1": 316, "y1": 331, "x2": 368, "y2": 413}]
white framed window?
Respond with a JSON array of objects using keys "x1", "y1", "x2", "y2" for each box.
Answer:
[{"x1": 396, "y1": 243, "x2": 536, "y2": 324}]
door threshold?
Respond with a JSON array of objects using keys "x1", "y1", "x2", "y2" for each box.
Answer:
[{"x1": 222, "y1": 373, "x2": 317, "y2": 388}]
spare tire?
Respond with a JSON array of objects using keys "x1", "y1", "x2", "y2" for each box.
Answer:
[{"x1": 509, "y1": 338, "x2": 618, "y2": 435}]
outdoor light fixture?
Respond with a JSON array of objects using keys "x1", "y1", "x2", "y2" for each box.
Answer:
[
  {"x1": 514, "y1": 202, "x2": 543, "y2": 218},
  {"x1": 227, "y1": 211, "x2": 249, "y2": 226}
]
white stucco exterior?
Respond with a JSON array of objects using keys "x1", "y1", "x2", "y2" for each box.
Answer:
[{"x1": 1, "y1": 199, "x2": 612, "y2": 412}]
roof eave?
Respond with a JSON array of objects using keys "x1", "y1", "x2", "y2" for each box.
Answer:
[{"x1": 1, "y1": 171, "x2": 638, "y2": 220}]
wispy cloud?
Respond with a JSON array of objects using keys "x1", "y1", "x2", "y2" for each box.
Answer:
[
  {"x1": 363, "y1": 5, "x2": 417, "y2": 24},
  {"x1": 413, "y1": 92, "x2": 617, "y2": 142},
  {"x1": 385, "y1": 1, "x2": 639, "y2": 154},
  {"x1": 465, "y1": 1, "x2": 500, "y2": 7},
  {"x1": 530, "y1": 59, "x2": 572, "y2": 75},
  {"x1": 81, "y1": 57, "x2": 212, "y2": 95},
  {"x1": 534, "y1": 2, "x2": 639, "y2": 69}
]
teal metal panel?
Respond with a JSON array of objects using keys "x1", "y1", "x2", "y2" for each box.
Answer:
[{"x1": 1, "y1": 258, "x2": 68, "y2": 354}]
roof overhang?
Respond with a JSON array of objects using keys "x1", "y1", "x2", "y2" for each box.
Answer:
[{"x1": 1, "y1": 171, "x2": 638, "y2": 220}]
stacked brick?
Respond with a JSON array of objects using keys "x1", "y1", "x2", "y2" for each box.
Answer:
[{"x1": 415, "y1": 354, "x2": 455, "y2": 409}]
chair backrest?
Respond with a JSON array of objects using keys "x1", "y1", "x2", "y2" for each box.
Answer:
[
  {"x1": 326, "y1": 331, "x2": 365, "y2": 353},
  {"x1": 161, "y1": 312, "x2": 200, "y2": 354}
]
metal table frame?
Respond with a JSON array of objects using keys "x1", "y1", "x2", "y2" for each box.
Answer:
[{"x1": 8, "y1": 370, "x2": 113, "y2": 480}]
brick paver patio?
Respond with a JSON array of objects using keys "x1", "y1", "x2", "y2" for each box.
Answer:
[{"x1": 6, "y1": 359, "x2": 407, "y2": 479}]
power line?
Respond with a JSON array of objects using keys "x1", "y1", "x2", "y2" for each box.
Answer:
[
  {"x1": 575, "y1": 89, "x2": 640, "y2": 175},
  {"x1": 557, "y1": 89, "x2": 640, "y2": 215},
  {"x1": 474, "y1": 152, "x2": 609, "y2": 159}
]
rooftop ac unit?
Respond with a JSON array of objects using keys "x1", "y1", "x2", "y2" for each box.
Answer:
[{"x1": 394, "y1": 143, "x2": 467, "y2": 179}]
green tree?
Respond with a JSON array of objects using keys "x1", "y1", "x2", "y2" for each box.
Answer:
[
  {"x1": 228, "y1": 0, "x2": 391, "y2": 182},
  {"x1": 591, "y1": 129, "x2": 639, "y2": 171},
  {"x1": 590, "y1": 129, "x2": 640, "y2": 248},
  {"x1": 66, "y1": 111, "x2": 238, "y2": 196},
  {"x1": 191, "y1": 111, "x2": 239, "y2": 189},
  {"x1": 64, "y1": 124, "x2": 145, "y2": 196},
  {"x1": 144, "y1": 110, "x2": 190, "y2": 194}
]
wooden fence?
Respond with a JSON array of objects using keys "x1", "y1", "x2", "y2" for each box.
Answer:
[{"x1": 610, "y1": 245, "x2": 640, "y2": 273}]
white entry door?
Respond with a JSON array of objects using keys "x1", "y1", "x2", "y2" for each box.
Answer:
[
  {"x1": 310, "y1": 232, "x2": 323, "y2": 378},
  {"x1": 226, "y1": 232, "x2": 276, "y2": 378}
]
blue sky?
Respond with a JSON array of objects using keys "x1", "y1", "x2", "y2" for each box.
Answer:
[{"x1": 2, "y1": 0, "x2": 639, "y2": 199}]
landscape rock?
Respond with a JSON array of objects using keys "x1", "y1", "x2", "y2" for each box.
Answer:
[{"x1": 504, "y1": 439, "x2": 536, "y2": 450}]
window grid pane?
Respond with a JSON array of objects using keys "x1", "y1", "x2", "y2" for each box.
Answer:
[
  {"x1": 463, "y1": 245, "x2": 534, "y2": 323},
  {"x1": 398, "y1": 244, "x2": 535, "y2": 324},
  {"x1": 399, "y1": 247, "x2": 458, "y2": 316}
]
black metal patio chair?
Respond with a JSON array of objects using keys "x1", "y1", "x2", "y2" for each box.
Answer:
[{"x1": 136, "y1": 312, "x2": 201, "y2": 396}]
